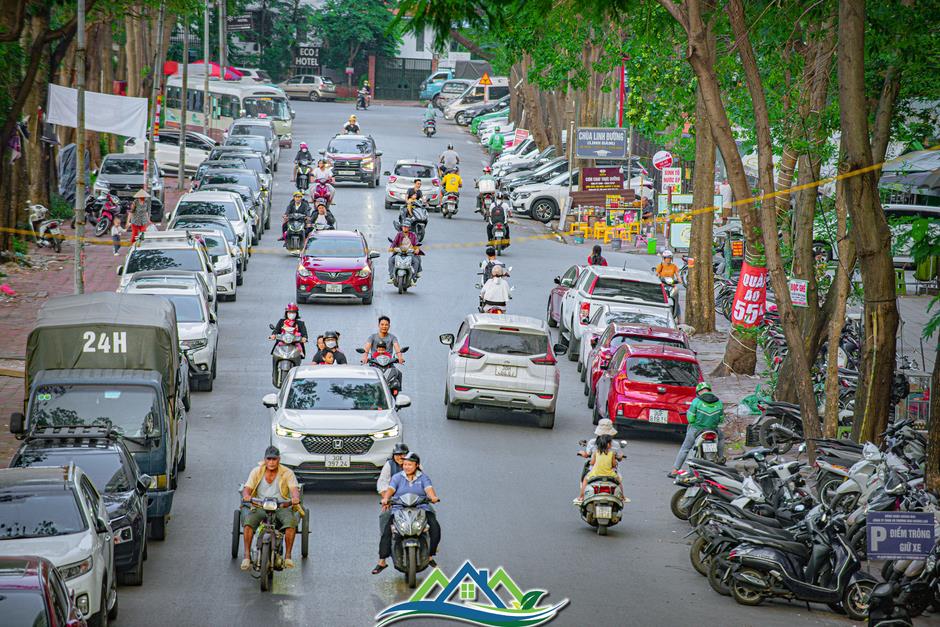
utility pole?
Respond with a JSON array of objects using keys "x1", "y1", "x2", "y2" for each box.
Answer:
[
  {"x1": 145, "y1": 1, "x2": 166, "y2": 226},
  {"x1": 203, "y1": 2, "x2": 211, "y2": 136},
  {"x1": 218, "y1": 0, "x2": 227, "y2": 74},
  {"x1": 73, "y1": 0, "x2": 86, "y2": 294},
  {"x1": 177, "y1": 14, "x2": 189, "y2": 191}
]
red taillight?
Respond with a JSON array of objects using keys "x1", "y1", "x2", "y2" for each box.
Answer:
[
  {"x1": 594, "y1": 485, "x2": 614, "y2": 495},
  {"x1": 388, "y1": 175, "x2": 397, "y2": 184},
  {"x1": 579, "y1": 302, "x2": 591, "y2": 323},
  {"x1": 537, "y1": 393, "x2": 555, "y2": 399},
  {"x1": 457, "y1": 336, "x2": 483, "y2": 359},
  {"x1": 531, "y1": 344, "x2": 557, "y2": 366},
  {"x1": 728, "y1": 549, "x2": 738, "y2": 559},
  {"x1": 455, "y1": 385, "x2": 471, "y2": 391},
  {"x1": 702, "y1": 432, "x2": 717, "y2": 441},
  {"x1": 614, "y1": 373, "x2": 629, "y2": 395},
  {"x1": 432, "y1": 178, "x2": 440, "y2": 186}
]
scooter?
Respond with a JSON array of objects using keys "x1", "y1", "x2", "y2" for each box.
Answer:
[
  {"x1": 270, "y1": 325, "x2": 304, "y2": 387},
  {"x1": 423, "y1": 119, "x2": 436, "y2": 137},
  {"x1": 490, "y1": 221, "x2": 509, "y2": 255},
  {"x1": 689, "y1": 429, "x2": 724, "y2": 464},
  {"x1": 390, "y1": 249, "x2": 416, "y2": 294},
  {"x1": 661, "y1": 275, "x2": 680, "y2": 320},
  {"x1": 394, "y1": 203, "x2": 429, "y2": 243},
  {"x1": 356, "y1": 88, "x2": 369, "y2": 110},
  {"x1": 442, "y1": 192, "x2": 458, "y2": 218},
  {"x1": 92, "y1": 193, "x2": 125, "y2": 238},
  {"x1": 312, "y1": 180, "x2": 333, "y2": 207},
  {"x1": 25, "y1": 202, "x2": 63, "y2": 253},
  {"x1": 577, "y1": 440, "x2": 628, "y2": 536},
  {"x1": 295, "y1": 160, "x2": 312, "y2": 191},
  {"x1": 356, "y1": 346, "x2": 409, "y2": 395},
  {"x1": 284, "y1": 212, "x2": 308, "y2": 255},
  {"x1": 390, "y1": 493, "x2": 436, "y2": 588}
]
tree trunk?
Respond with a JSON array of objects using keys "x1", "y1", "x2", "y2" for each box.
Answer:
[
  {"x1": 927, "y1": 343, "x2": 940, "y2": 494},
  {"x1": 839, "y1": 0, "x2": 900, "y2": 443},
  {"x1": 125, "y1": 15, "x2": 140, "y2": 97},
  {"x1": 686, "y1": 85, "x2": 716, "y2": 334},
  {"x1": 822, "y1": 173, "x2": 852, "y2": 437}
]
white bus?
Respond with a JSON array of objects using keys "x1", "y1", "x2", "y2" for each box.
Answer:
[{"x1": 240, "y1": 84, "x2": 295, "y2": 148}]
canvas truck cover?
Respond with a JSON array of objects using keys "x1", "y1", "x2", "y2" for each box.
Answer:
[{"x1": 26, "y1": 292, "x2": 179, "y2": 401}]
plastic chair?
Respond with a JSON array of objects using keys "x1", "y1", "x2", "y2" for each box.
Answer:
[
  {"x1": 592, "y1": 223, "x2": 610, "y2": 240},
  {"x1": 567, "y1": 221, "x2": 587, "y2": 235}
]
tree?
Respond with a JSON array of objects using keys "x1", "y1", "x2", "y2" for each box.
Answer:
[{"x1": 312, "y1": 0, "x2": 401, "y2": 80}]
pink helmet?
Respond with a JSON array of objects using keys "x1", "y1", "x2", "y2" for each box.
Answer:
[{"x1": 300, "y1": 142, "x2": 308, "y2": 150}]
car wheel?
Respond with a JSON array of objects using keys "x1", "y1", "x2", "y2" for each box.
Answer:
[
  {"x1": 203, "y1": 372, "x2": 213, "y2": 392},
  {"x1": 178, "y1": 441, "x2": 187, "y2": 472},
  {"x1": 446, "y1": 401, "x2": 461, "y2": 420},
  {"x1": 362, "y1": 294, "x2": 373, "y2": 305},
  {"x1": 455, "y1": 112, "x2": 469, "y2": 126},
  {"x1": 577, "y1": 359, "x2": 583, "y2": 373},
  {"x1": 228, "y1": 291, "x2": 237, "y2": 302},
  {"x1": 587, "y1": 386, "x2": 596, "y2": 409},
  {"x1": 592, "y1": 400, "x2": 602, "y2": 425},
  {"x1": 149, "y1": 515, "x2": 167, "y2": 541},
  {"x1": 536, "y1": 410, "x2": 555, "y2": 429},
  {"x1": 532, "y1": 199, "x2": 558, "y2": 223},
  {"x1": 309, "y1": 91, "x2": 320, "y2": 102},
  {"x1": 89, "y1": 584, "x2": 108, "y2": 627},
  {"x1": 384, "y1": 200, "x2": 394, "y2": 210},
  {"x1": 236, "y1": 272, "x2": 244, "y2": 286},
  {"x1": 568, "y1": 331, "x2": 580, "y2": 361},
  {"x1": 368, "y1": 176, "x2": 377, "y2": 188}
]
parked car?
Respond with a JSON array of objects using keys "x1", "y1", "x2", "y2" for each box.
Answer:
[
  {"x1": 197, "y1": 181, "x2": 268, "y2": 233},
  {"x1": 10, "y1": 426, "x2": 152, "y2": 586},
  {"x1": 233, "y1": 67, "x2": 274, "y2": 83},
  {"x1": 432, "y1": 78, "x2": 476, "y2": 108},
  {"x1": 206, "y1": 151, "x2": 273, "y2": 192},
  {"x1": 93, "y1": 153, "x2": 165, "y2": 221},
  {"x1": 117, "y1": 230, "x2": 217, "y2": 303},
  {"x1": 0, "y1": 555, "x2": 87, "y2": 626},
  {"x1": 511, "y1": 169, "x2": 578, "y2": 223},
  {"x1": 295, "y1": 230, "x2": 379, "y2": 305},
  {"x1": 453, "y1": 94, "x2": 510, "y2": 126},
  {"x1": 557, "y1": 265, "x2": 670, "y2": 360},
  {"x1": 222, "y1": 135, "x2": 276, "y2": 172},
  {"x1": 225, "y1": 118, "x2": 280, "y2": 166},
  {"x1": 0, "y1": 466, "x2": 117, "y2": 626},
  {"x1": 180, "y1": 228, "x2": 240, "y2": 296},
  {"x1": 320, "y1": 134, "x2": 382, "y2": 187},
  {"x1": 278, "y1": 75, "x2": 337, "y2": 101},
  {"x1": 123, "y1": 129, "x2": 217, "y2": 175},
  {"x1": 493, "y1": 145, "x2": 558, "y2": 178},
  {"x1": 593, "y1": 344, "x2": 703, "y2": 433},
  {"x1": 122, "y1": 281, "x2": 219, "y2": 391},
  {"x1": 575, "y1": 303, "x2": 680, "y2": 369},
  {"x1": 195, "y1": 168, "x2": 269, "y2": 218},
  {"x1": 546, "y1": 264, "x2": 585, "y2": 328},
  {"x1": 383, "y1": 159, "x2": 442, "y2": 211},
  {"x1": 503, "y1": 157, "x2": 569, "y2": 191},
  {"x1": 171, "y1": 190, "x2": 256, "y2": 248},
  {"x1": 439, "y1": 314, "x2": 564, "y2": 429},
  {"x1": 583, "y1": 324, "x2": 691, "y2": 409},
  {"x1": 261, "y1": 365, "x2": 409, "y2": 481},
  {"x1": 168, "y1": 214, "x2": 247, "y2": 279},
  {"x1": 124, "y1": 269, "x2": 217, "y2": 316}
]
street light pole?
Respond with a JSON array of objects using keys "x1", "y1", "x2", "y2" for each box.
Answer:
[
  {"x1": 178, "y1": 14, "x2": 189, "y2": 191},
  {"x1": 203, "y1": 2, "x2": 211, "y2": 136},
  {"x1": 218, "y1": 0, "x2": 227, "y2": 73},
  {"x1": 145, "y1": 1, "x2": 166, "y2": 226},
  {"x1": 73, "y1": 0, "x2": 86, "y2": 294}
]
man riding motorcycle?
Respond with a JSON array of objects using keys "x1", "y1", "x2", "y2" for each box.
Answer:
[
  {"x1": 439, "y1": 144, "x2": 459, "y2": 175},
  {"x1": 487, "y1": 126, "x2": 504, "y2": 165},
  {"x1": 486, "y1": 193, "x2": 511, "y2": 247},
  {"x1": 240, "y1": 446, "x2": 302, "y2": 571},
  {"x1": 387, "y1": 219, "x2": 422, "y2": 283},
  {"x1": 476, "y1": 166, "x2": 497, "y2": 213},
  {"x1": 310, "y1": 200, "x2": 336, "y2": 230},
  {"x1": 293, "y1": 142, "x2": 314, "y2": 178},
  {"x1": 442, "y1": 167, "x2": 462, "y2": 207},
  {"x1": 479, "y1": 264, "x2": 511, "y2": 312},
  {"x1": 312, "y1": 329, "x2": 346, "y2": 364},
  {"x1": 281, "y1": 191, "x2": 311, "y2": 240},
  {"x1": 480, "y1": 246, "x2": 506, "y2": 283},
  {"x1": 344, "y1": 115, "x2": 360, "y2": 134}
]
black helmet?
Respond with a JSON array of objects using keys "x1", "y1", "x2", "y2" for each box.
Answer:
[
  {"x1": 264, "y1": 445, "x2": 281, "y2": 459},
  {"x1": 392, "y1": 443, "x2": 409, "y2": 455},
  {"x1": 402, "y1": 451, "x2": 421, "y2": 465},
  {"x1": 400, "y1": 218, "x2": 413, "y2": 229},
  {"x1": 323, "y1": 330, "x2": 339, "y2": 339}
]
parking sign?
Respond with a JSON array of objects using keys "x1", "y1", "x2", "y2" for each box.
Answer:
[{"x1": 867, "y1": 511, "x2": 936, "y2": 560}]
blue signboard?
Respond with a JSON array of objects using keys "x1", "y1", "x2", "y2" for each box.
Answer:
[
  {"x1": 575, "y1": 127, "x2": 629, "y2": 160},
  {"x1": 867, "y1": 511, "x2": 936, "y2": 560}
]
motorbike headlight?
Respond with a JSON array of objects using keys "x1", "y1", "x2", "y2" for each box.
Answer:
[
  {"x1": 60, "y1": 555, "x2": 94, "y2": 580},
  {"x1": 297, "y1": 264, "x2": 311, "y2": 277},
  {"x1": 275, "y1": 423, "x2": 304, "y2": 438},
  {"x1": 372, "y1": 425, "x2": 400, "y2": 440},
  {"x1": 112, "y1": 523, "x2": 134, "y2": 545},
  {"x1": 180, "y1": 338, "x2": 208, "y2": 350},
  {"x1": 356, "y1": 266, "x2": 371, "y2": 278}
]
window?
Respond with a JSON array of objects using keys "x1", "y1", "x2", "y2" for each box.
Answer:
[
  {"x1": 287, "y1": 76, "x2": 302, "y2": 84},
  {"x1": 49, "y1": 568, "x2": 70, "y2": 625},
  {"x1": 613, "y1": 334, "x2": 686, "y2": 350},
  {"x1": 126, "y1": 248, "x2": 202, "y2": 274},
  {"x1": 165, "y1": 295, "x2": 205, "y2": 323},
  {"x1": 101, "y1": 158, "x2": 144, "y2": 175},
  {"x1": 487, "y1": 86, "x2": 510, "y2": 100},
  {"x1": 590, "y1": 278, "x2": 667, "y2": 303},
  {"x1": 224, "y1": 135, "x2": 269, "y2": 154},
  {"x1": 219, "y1": 94, "x2": 241, "y2": 119},
  {"x1": 303, "y1": 236, "x2": 366, "y2": 258},
  {"x1": 415, "y1": 28, "x2": 425, "y2": 51},
  {"x1": 560, "y1": 266, "x2": 579, "y2": 287},
  {"x1": 158, "y1": 133, "x2": 179, "y2": 147},
  {"x1": 394, "y1": 163, "x2": 435, "y2": 178},
  {"x1": 202, "y1": 172, "x2": 259, "y2": 192},
  {"x1": 286, "y1": 378, "x2": 388, "y2": 411},
  {"x1": 626, "y1": 357, "x2": 701, "y2": 387},
  {"x1": 231, "y1": 124, "x2": 274, "y2": 141},
  {"x1": 29, "y1": 384, "x2": 160, "y2": 439},
  {"x1": 468, "y1": 328, "x2": 548, "y2": 356},
  {"x1": 459, "y1": 582, "x2": 476, "y2": 600},
  {"x1": 79, "y1": 477, "x2": 101, "y2": 519},
  {"x1": 185, "y1": 135, "x2": 212, "y2": 151},
  {"x1": 0, "y1": 590, "x2": 50, "y2": 626},
  {"x1": 598, "y1": 326, "x2": 615, "y2": 347},
  {"x1": 166, "y1": 86, "x2": 182, "y2": 109},
  {"x1": 187, "y1": 88, "x2": 204, "y2": 114},
  {"x1": 175, "y1": 200, "x2": 238, "y2": 221},
  {"x1": 327, "y1": 137, "x2": 372, "y2": 154},
  {"x1": 0, "y1": 488, "x2": 86, "y2": 538},
  {"x1": 606, "y1": 311, "x2": 673, "y2": 328}
]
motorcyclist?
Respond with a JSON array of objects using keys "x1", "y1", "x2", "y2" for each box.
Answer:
[
  {"x1": 439, "y1": 144, "x2": 459, "y2": 174},
  {"x1": 312, "y1": 329, "x2": 346, "y2": 364},
  {"x1": 405, "y1": 179, "x2": 423, "y2": 204},
  {"x1": 240, "y1": 446, "x2": 301, "y2": 571},
  {"x1": 387, "y1": 219, "x2": 422, "y2": 283},
  {"x1": 310, "y1": 200, "x2": 336, "y2": 230},
  {"x1": 487, "y1": 126, "x2": 505, "y2": 165},
  {"x1": 574, "y1": 434, "x2": 621, "y2": 506},
  {"x1": 344, "y1": 115, "x2": 360, "y2": 134},
  {"x1": 281, "y1": 191, "x2": 311, "y2": 240},
  {"x1": 268, "y1": 303, "x2": 308, "y2": 357},
  {"x1": 293, "y1": 142, "x2": 314, "y2": 179},
  {"x1": 441, "y1": 167, "x2": 462, "y2": 205},
  {"x1": 479, "y1": 264, "x2": 511, "y2": 311},
  {"x1": 423, "y1": 101, "x2": 437, "y2": 123},
  {"x1": 476, "y1": 166, "x2": 497, "y2": 213},
  {"x1": 486, "y1": 193, "x2": 511, "y2": 246},
  {"x1": 669, "y1": 382, "x2": 725, "y2": 477},
  {"x1": 480, "y1": 247, "x2": 506, "y2": 283},
  {"x1": 655, "y1": 250, "x2": 682, "y2": 284},
  {"x1": 311, "y1": 158, "x2": 335, "y2": 204},
  {"x1": 577, "y1": 419, "x2": 625, "y2": 478}
]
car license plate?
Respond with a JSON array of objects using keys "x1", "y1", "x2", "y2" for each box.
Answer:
[
  {"x1": 649, "y1": 409, "x2": 669, "y2": 423},
  {"x1": 595, "y1": 505, "x2": 612, "y2": 519},
  {"x1": 325, "y1": 284, "x2": 342, "y2": 293},
  {"x1": 703, "y1": 442, "x2": 718, "y2": 453},
  {"x1": 338, "y1": 170, "x2": 355, "y2": 176},
  {"x1": 325, "y1": 455, "x2": 350, "y2": 468},
  {"x1": 495, "y1": 365, "x2": 516, "y2": 377}
]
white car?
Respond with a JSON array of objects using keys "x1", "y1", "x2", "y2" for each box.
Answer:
[
  {"x1": 183, "y1": 228, "x2": 238, "y2": 298},
  {"x1": 559, "y1": 265, "x2": 671, "y2": 360},
  {"x1": 118, "y1": 231, "x2": 218, "y2": 302},
  {"x1": 576, "y1": 303, "x2": 679, "y2": 370},
  {"x1": 511, "y1": 169, "x2": 579, "y2": 224},
  {"x1": 171, "y1": 190, "x2": 255, "y2": 248},
  {"x1": 123, "y1": 282, "x2": 219, "y2": 391},
  {"x1": 439, "y1": 314, "x2": 563, "y2": 429},
  {"x1": 0, "y1": 466, "x2": 117, "y2": 625},
  {"x1": 383, "y1": 159, "x2": 443, "y2": 211},
  {"x1": 262, "y1": 365, "x2": 409, "y2": 481},
  {"x1": 123, "y1": 129, "x2": 216, "y2": 175}
]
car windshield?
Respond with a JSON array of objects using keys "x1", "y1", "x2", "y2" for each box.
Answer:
[
  {"x1": 171, "y1": 219, "x2": 236, "y2": 244},
  {"x1": 29, "y1": 384, "x2": 160, "y2": 439},
  {"x1": 611, "y1": 334, "x2": 685, "y2": 350},
  {"x1": 217, "y1": 155, "x2": 266, "y2": 173},
  {"x1": 548, "y1": 170, "x2": 576, "y2": 185},
  {"x1": 394, "y1": 164, "x2": 434, "y2": 178},
  {"x1": 243, "y1": 97, "x2": 290, "y2": 120},
  {"x1": 224, "y1": 136, "x2": 268, "y2": 153},
  {"x1": 202, "y1": 172, "x2": 259, "y2": 192},
  {"x1": 605, "y1": 312, "x2": 672, "y2": 327},
  {"x1": 303, "y1": 236, "x2": 364, "y2": 258},
  {"x1": 592, "y1": 278, "x2": 666, "y2": 303},
  {"x1": 200, "y1": 234, "x2": 227, "y2": 256},
  {"x1": 166, "y1": 295, "x2": 204, "y2": 323},
  {"x1": 0, "y1": 489, "x2": 86, "y2": 539},
  {"x1": 231, "y1": 125, "x2": 274, "y2": 140},
  {"x1": 285, "y1": 378, "x2": 388, "y2": 411},
  {"x1": 327, "y1": 138, "x2": 371, "y2": 154},
  {"x1": 0, "y1": 590, "x2": 50, "y2": 625},
  {"x1": 14, "y1": 450, "x2": 131, "y2": 493},
  {"x1": 101, "y1": 158, "x2": 144, "y2": 175},
  {"x1": 126, "y1": 248, "x2": 202, "y2": 274},
  {"x1": 201, "y1": 186, "x2": 253, "y2": 204},
  {"x1": 468, "y1": 329, "x2": 548, "y2": 356},
  {"x1": 626, "y1": 357, "x2": 701, "y2": 387},
  {"x1": 176, "y1": 201, "x2": 239, "y2": 221}
]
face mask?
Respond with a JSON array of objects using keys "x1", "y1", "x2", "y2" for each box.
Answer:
[
  {"x1": 325, "y1": 339, "x2": 337, "y2": 348},
  {"x1": 287, "y1": 313, "x2": 297, "y2": 320}
]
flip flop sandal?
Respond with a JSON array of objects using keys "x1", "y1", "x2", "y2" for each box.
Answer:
[{"x1": 371, "y1": 563, "x2": 388, "y2": 575}]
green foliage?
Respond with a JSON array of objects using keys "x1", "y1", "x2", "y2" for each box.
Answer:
[
  {"x1": 900, "y1": 217, "x2": 940, "y2": 338},
  {"x1": 49, "y1": 194, "x2": 75, "y2": 221},
  {"x1": 311, "y1": 0, "x2": 401, "y2": 73},
  {"x1": 11, "y1": 238, "x2": 27, "y2": 255}
]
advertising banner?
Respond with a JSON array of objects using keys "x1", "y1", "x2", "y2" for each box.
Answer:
[
  {"x1": 730, "y1": 262, "x2": 767, "y2": 327},
  {"x1": 582, "y1": 167, "x2": 624, "y2": 191}
]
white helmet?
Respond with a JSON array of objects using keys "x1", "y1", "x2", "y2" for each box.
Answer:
[
  {"x1": 662, "y1": 250, "x2": 673, "y2": 258},
  {"x1": 492, "y1": 265, "x2": 505, "y2": 277}
]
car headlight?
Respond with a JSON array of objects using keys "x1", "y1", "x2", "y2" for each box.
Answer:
[
  {"x1": 112, "y1": 523, "x2": 134, "y2": 545},
  {"x1": 217, "y1": 264, "x2": 234, "y2": 276},
  {"x1": 372, "y1": 424, "x2": 400, "y2": 440},
  {"x1": 180, "y1": 338, "x2": 208, "y2": 350},
  {"x1": 275, "y1": 423, "x2": 304, "y2": 438},
  {"x1": 357, "y1": 266, "x2": 371, "y2": 278},
  {"x1": 297, "y1": 264, "x2": 311, "y2": 277},
  {"x1": 361, "y1": 158, "x2": 374, "y2": 170},
  {"x1": 517, "y1": 192, "x2": 531, "y2": 199},
  {"x1": 60, "y1": 555, "x2": 94, "y2": 580}
]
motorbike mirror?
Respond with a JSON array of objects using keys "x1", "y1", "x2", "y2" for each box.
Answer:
[
  {"x1": 375, "y1": 151, "x2": 383, "y2": 156},
  {"x1": 269, "y1": 323, "x2": 276, "y2": 330},
  {"x1": 95, "y1": 517, "x2": 110, "y2": 535},
  {"x1": 136, "y1": 475, "x2": 152, "y2": 495},
  {"x1": 290, "y1": 109, "x2": 296, "y2": 119},
  {"x1": 318, "y1": 149, "x2": 325, "y2": 155},
  {"x1": 394, "y1": 394, "x2": 411, "y2": 409},
  {"x1": 620, "y1": 440, "x2": 628, "y2": 447},
  {"x1": 553, "y1": 343, "x2": 568, "y2": 355},
  {"x1": 261, "y1": 393, "x2": 278, "y2": 408},
  {"x1": 209, "y1": 311, "x2": 217, "y2": 324},
  {"x1": 383, "y1": 171, "x2": 391, "y2": 176},
  {"x1": 9, "y1": 412, "x2": 25, "y2": 435},
  {"x1": 590, "y1": 337, "x2": 598, "y2": 348},
  {"x1": 439, "y1": 333, "x2": 455, "y2": 348},
  {"x1": 116, "y1": 265, "x2": 124, "y2": 275},
  {"x1": 368, "y1": 250, "x2": 380, "y2": 259},
  {"x1": 553, "y1": 276, "x2": 561, "y2": 284},
  {"x1": 400, "y1": 346, "x2": 410, "y2": 353},
  {"x1": 355, "y1": 348, "x2": 366, "y2": 354},
  {"x1": 578, "y1": 439, "x2": 587, "y2": 445}
]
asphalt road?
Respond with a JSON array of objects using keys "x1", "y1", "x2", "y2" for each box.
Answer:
[{"x1": 119, "y1": 101, "x2": 851, "y2": 626}]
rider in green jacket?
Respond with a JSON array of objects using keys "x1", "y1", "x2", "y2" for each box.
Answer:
[
  {"x1": 487, "y1": 127, "x2": 505, "y2": 165},
  {"x1": 669, "y1": 382, "x2": 724, "y2": 476}
]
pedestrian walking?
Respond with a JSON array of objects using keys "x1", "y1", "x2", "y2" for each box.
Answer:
[
  {"x1": 110, "y1": 222, "x2": 125, "y2": 256},
  {"x1": 127, "y1": 189, "x2": 150, "y2": 243}
]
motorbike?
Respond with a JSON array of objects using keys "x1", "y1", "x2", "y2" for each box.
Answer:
[
  {"x1": 236, "y1": 496, "x2": 309, "y2": 592},
  {"x1": 295, "y1": 160, "x2": 312, "y2": 191},
  {"x1": 25, "y1": 202, "x2": 63, "y2": 253},
  {"x1": 91, "y1": 193, "x2": 127, "y2": 237},
  {"x1": 389, "y1": 494, "x2": 437, "y2": 588},
  {"x1": 356, "y1": 346, "x2": 409, "y2": 395},
  {"x1": 442, "y1": 192, "x2": 458, "y2": 218},
  {"x1": 356, "y1": 89, "x2": 369, "y2": 110},
  {"x1": 284, "y1": 212, "x2": 308, "y2": 255},
  {"x1": 867, "y1": 583, "x2": 914, "y2": 627},
  {"x1": 655, "y1": 272, "x2": 681, "y2": 320},
  {"x1": 390, "y1": 248, "x2": 417, "y2": 294},
  {"x1": 394, "y1": 203, "x2": 429, "y2": 243},
  {"x1": 490, "y1": 221, "x2": 509, "y2": 255},
  {"x1": 312, "y1": 180, "x2": 333, "y2": 207},
  {"x1": 690, "y1": 429, "x2": 724, "y2": 464},
  {"x1": 423, "y1": 119, "x2": 436, "y2": 138},
  {"x1": 270, "y1": 325, "x2": 304, "y2": 388},
  {"x1": 577, "y1": 440, "x2": 628, "y2": 536}
]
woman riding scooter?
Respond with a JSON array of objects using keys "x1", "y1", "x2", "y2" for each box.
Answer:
[{"x1": 269, "y1": 303, "x2": 308, "y2": 358}]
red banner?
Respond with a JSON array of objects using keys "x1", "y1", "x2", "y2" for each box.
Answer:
[{"x1": 730, "y1": 262, "x2": 767, "y2": 327}]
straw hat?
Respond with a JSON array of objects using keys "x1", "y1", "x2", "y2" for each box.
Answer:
[
  {"x1": 594, "y1": 418, "x2": 617, "y2": 436},
  {"x1": 133, "y1": 189, "x2": 149, "y2": 200}
]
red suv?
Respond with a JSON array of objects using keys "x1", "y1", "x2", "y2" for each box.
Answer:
[
  {"x1": 0, "y1": 556, "x2": 86, "y2": 626},
  {"x1": 584, "y1": 324, "x2": 690, "y2": 409},
  {"x1": 295, "y1": 230, "x2": 379, "y2": 305},
  {"x1": 593, "y1": 344, "x2": 702, "y2": 433}
]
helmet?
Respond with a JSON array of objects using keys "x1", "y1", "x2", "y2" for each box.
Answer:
[
  {"x1": 662, "y1": 250, "x2": 673, "y2": 258},
  {"x1": 314, "y1": 196, "x2": 327, "y2": 207},
  {"x1": 323, "y1": 330, "x2": 339, "y2": 339},
  {"x1": 285, "y1": 303, "x2": 299, "y2": 314},
  {"x1": 364, "y1": 80, "x2": 370, "y2": 86},
  {"x1": 300, "y1": 142, "x2": 308, "y2": 149},
  {"x1": 349, "y1": 115, "x2": 357, "y2": 122},
  {"x1": 696, "y1": 382, "x2": 711, "y2": 393},
  {"x1": 392, "y1": 443, "x2": 409, "y2": 455},
  {"x1": 483, "y1": 166, "x2": 492, "y2": 173},
  {"x1": 293, "y1": 190, "x2": 303, "y2": 198},
  {"x1": 400, "y1": 218, "x2": 413, "y2": 229},
  {"x1": 494, "y1": 125, "x2": 501, "y2": 131},
  {"x1": 447, "y1": 144, "x2": 454, "y2": 150},
  {"x1": 402, "y1": 451, "x2": 421, "y2": 465}
]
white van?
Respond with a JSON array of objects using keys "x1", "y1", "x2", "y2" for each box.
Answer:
[{"x1": 443, "y1": 76, "x2": 510, "y2": 120}]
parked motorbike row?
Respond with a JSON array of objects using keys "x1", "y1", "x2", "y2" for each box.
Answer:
[{"x1": 670, "y1": 415, "x2": 939, "y2": 623}]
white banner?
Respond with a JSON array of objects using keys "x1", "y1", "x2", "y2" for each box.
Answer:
[{"x1": 47, "y1": 84, "x2": 148, "y2": 139}]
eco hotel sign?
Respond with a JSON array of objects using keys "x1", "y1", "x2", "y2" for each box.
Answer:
[{"x1": 575, "y1": 127, "x2": 629, "y2": 160}]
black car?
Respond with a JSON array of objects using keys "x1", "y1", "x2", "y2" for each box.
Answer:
[
  {"x1": 10, "y1": 426, "x2": 151, "y2": 586},
  {"x1": 320, "y1": 134, "x2": 382, "y2": 187}
]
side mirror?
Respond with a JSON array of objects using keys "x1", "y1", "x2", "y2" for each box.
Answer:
[
  {"x1": 95, "y1": 518, "x2": 109, "y2": 535},
  {"x1": 590, "y1": 337, "x2": 598, "y2": 348},
  {"x1": 136, "y1": 475, "x2": 152, "y2": 495},
  {"x1": 10, "y1": 412, "x2": 25, "y2": 435},
  {"x1": 116, "y1": 265, "x2": 124, "y2": 275},
  {"x1": 262, "y1": 393, "x2": 278, "y2": 408},
  {"x1": 395, "y1": 394, "x2": 411, "y2": 409},
  {"x1": 383, "y1": 170, "x2": 391, "y2": 176},
  {"x1": 355, "y1": 348, "x2": 366, "y2": 354},
  {"x1": 375, "y1": 151, "x2": 383, "y2": 156},
  {"x1": 439, "y1": 333, "x2": 455, "y2": 348},
  {"x1": 553, "y1": 343, "x2": 568, "y2": 355},
  {"x1": 553, "y1": 276, "x2": 561, "y2": 285},
  {"x1": 269, "y1": 323, "x2": 276, "y2": 330},
  {"x1": 318, "y1": 149, "x2": 326, "y2": 155},
  {"x1": 209, "y1": 311, "x2": 217, "y2": 324},
  {"x1": 368, "y1": 250, "x2": 380, "y2": 259},
  {"x1": 400, "y1": 346, "x2": 410, "y2": 353},
  {"x1": 290, "y1": 109, "x2": 296, "y2": 119}
]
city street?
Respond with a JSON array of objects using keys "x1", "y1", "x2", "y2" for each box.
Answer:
[{"x1": 118, "y1": 102, "x2": 848, "y2": 626}]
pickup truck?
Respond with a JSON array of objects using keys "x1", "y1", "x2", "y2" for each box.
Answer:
[
  {"x1": 557, "y1": 265, "x2": 672, "y2": 360},
  {"x1": 419, "y1": 61, "x2": 493, "y2": 102}
]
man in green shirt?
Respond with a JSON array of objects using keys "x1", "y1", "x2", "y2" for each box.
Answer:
[
  {"x1": 669, "y1": 382, "x2": 725, "y2": 477},
  {"x1": 487, "y1": 127, "x2": 505, "y2": 165}
]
